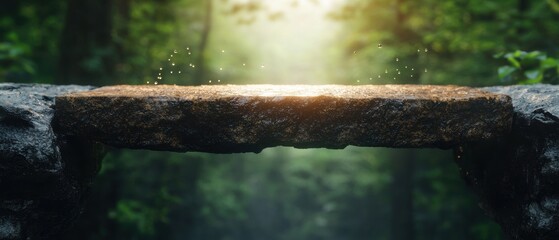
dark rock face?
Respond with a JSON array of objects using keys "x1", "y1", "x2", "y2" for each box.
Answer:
[
  {"x1": 456, "y1": 84, "x2": 559, "y2": 240},
  {"x1": 0, "y1": 83, "x2": 102, "y2": 239},
  {"x1": 55, "y1": 84, "x2": 512, "y2": 153}
]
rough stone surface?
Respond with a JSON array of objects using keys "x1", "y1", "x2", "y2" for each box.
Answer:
[
  {"x1": 55, "y1": 84, "x2": 512, "y2": 153},
  {"x1": 0, "y1": 83, "x2": 102, "y2": 239},
  {"x1": 456, "y1": 84, "x2": 559, "y2": 240}
]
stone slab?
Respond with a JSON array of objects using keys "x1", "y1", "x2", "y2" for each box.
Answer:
[{"x1": 55, "y1": 84, "x2": 513, "y2": 153}]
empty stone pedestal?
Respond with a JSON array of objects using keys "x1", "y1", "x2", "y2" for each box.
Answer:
[{"x1": 3, "y1": 83, "x2": 559, "y2": 240}]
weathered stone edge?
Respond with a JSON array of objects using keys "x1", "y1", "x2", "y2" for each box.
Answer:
[{"x1": 54, "y1": 86, "x2": 513, "y2": 153}]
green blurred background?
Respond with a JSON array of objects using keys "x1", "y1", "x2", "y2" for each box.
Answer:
[{"x1": 2, "y1": 0, "x2": 559, "y2": 239}]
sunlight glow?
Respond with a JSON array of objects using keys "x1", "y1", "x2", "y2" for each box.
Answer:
[
  {"x1": 235, "y1": 84, "x2": 342, "y2": 97},
  {"x1": 211, "y1": 0, "x2": 346, "y2": 84}
]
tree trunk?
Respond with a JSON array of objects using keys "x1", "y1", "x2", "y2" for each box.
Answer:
[
  {"x1": 57, "y1": 0, "x2": 114, "y2": 85},
  {"x1": 517, "y1": 0, "x2": 530, "y2": 35},
  {"x1": 518, "y1": 0, "x2": 529, "y2": 12},
  {"x1": 390, "y1": 149, "x2": 415, "y2": 240},
  {"x1": 194, "y1": 0, "x2": 213, "y2": 84},
  {"x1": 114, "y1": 0, "x2": 131, "y2": 61}
]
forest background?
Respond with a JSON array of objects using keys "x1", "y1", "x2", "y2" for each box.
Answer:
[{"x1": 2, "y1": 0, "x2": 559, "y2": 239}]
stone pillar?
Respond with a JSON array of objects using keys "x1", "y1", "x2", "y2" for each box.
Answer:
[
  {"x1": 0, "y1": 84, "x2": 103, "y2": 239},
  {"x1": 456, "y1": 85, "x2": 559, "y2": 240}
]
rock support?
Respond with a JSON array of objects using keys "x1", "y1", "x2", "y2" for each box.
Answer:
[
  {"x1": 456, "y1": 84, "x2": 559, "y2": 240},
  {"x1": 0, "y1": 83, "x2": 102, "y2": 240}
]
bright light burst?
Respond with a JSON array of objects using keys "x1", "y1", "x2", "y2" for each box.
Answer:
[{"x1": 211, "y1": 0, "x2": 346, "y2": 84}]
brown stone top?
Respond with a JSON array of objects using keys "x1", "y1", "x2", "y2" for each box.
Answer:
[
  {"x1": 55, "y1": 84, "x2": 513, "y2": 153},
  {"x1": 61, "y1": 84, "x2": 502, "y2": 100}
]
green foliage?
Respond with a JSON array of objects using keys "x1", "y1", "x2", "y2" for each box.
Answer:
[
  {"x1": 66, "y1": 147, "x2": 497, "y2": 240},
  {"x1": 548, "y1": 0, "x2": 559, "y2": 12},
  {"x1": 112, "y1": 0, "x2": 206, "y2": 85},
  {"x1": 109, "y1": 192, "x2": 179, "y2": 236},
  {"x1": 0, "y1": 41, "x2": 35, "y2": 77},
  {"x1": 331, "y1": 0, "x2": 559, "y2": 86},
  {"x1": 0, "y1": 1, "x2": 66, "y2": 83},
  {"x1": 496, "y1": 50, "x2": 559, "y2": 84}
]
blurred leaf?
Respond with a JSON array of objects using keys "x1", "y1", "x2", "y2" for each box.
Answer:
[
  {"x1": 542, "y1": 58, "x2": 558, "y2": 69},
  {"x1": 513, "y1": 50, "x2": 526, "y2": 58},
  {"x1": 506, "y1": 56, "x2": 521, "y2": 68},
  {"x1": 109, "y1": 200, "x2": 159, "y2": 236},
  {"x1": 497, "y1": 50, "x2": 557, "y2": 84},
  {"x1": 525, "y1": 50, "x2": 544, "y2": 60},
  {"x1": 524, "y1": 69, "x2": 540, "y2": 80},
  {"x1": 498, "y1": 66, "x2": 516, "y2": 79},
  {"x1": 0, "y1": 42, "x2": 35, "y2": 76},
  {"x1": 547, "y1": 0, "x2": 559, "y2": 13}
]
